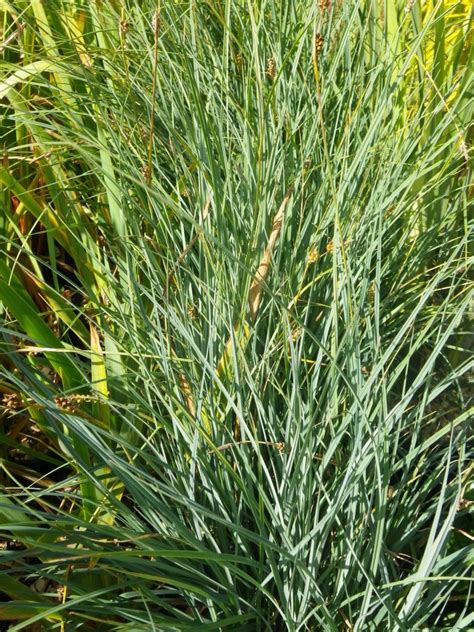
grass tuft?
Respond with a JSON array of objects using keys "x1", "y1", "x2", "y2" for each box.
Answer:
[{"x1": 0, "y1": 0, "x2": 472, "y2": 629}]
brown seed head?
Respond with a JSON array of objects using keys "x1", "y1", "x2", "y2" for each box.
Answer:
[
  {"x1": 368, "y1": 282, "x2": 376, "y2": 301},
  {"x1": 315, "y1": 33, "x2": 324, "y2": 56},
  {"x1": 151, "y1": 10, "x2": 161, "y2": 36},
  {"x1": 57, "y1": 585, "x2": 66, "y2": 603},
  {"x1": 266, "y1": 57, "x2": 276, "y2": 80},
  {"x1": 54, "y1": 396, "x2": 78, "y2": 413},
  {"x1": 458, "y1": 137, "x2": 469, "y2": 162},
  {"x1": 292, "y1": 326, "x2": 302, "y2": 342},
  {"x1": 2, "y1": 392, "x2": 23, "y2": 410},
  {"x1": 55, "y1": 394, "x2": 98, "y2": 412},
  {"x1": 141, "y1": 163, "x2": 151, "y2": 181},
  {"x1": 119, "y1": 19, "x2": 129, "y2": 36}
]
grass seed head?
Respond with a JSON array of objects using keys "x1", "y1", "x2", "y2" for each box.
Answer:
[
  {"x1": 54, "y1": 395, "x2": 78, "y2": 413},
  {"x1": 315, "y1": 33, "x2": 324, "y2": 56},
  {"x1": 141, "y1": 163, "x2": 151, "y2": 181},
  {"x1": 235, "y1": 52, "x2": 243, "y2": 69},
  {"x1": 368, "y1": 281, "x2": 376, "y2": 301},
  {"x1": 2, "y1": 392, "x2": 23, "y2": 411},
  {"x1": 187, "y1": 304, "x2": 198, "y2": 320},
  {"x1": 458, "y1": 136, "x2": 469, "y2": 162},
  {"x1": 152, "y1": 10, "x2": 161, "y2": 36},
  {"x1": 119, "y1": 19, "x2": 129, "y2": 37},
  {"x1": 292, "y1": 326, "x2": 303, "y2": 342},
  {"x1": 54, "y1": 394, "x2": 98, "y2": 413},
  {"x1": 266, "y1": 57, "x2": 276, "y2": 80}
]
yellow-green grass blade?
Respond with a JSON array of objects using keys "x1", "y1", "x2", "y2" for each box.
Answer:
[
  {"x1": 28, "y1": 0, "x2": 79, "y2": 111},
  {"x1": 0, "y1": 60, "x2": 62, "y2": 100},
  {"x1": 0, "y1": 259, "x2": 98, "y2": 516},
  {"x1": 0, "y1": 161, "x2": 101, "y2": 295},
  {"x1": 0, "y1": 259, "x2": 82, "y2": 389},
  {"x1": 90, "y1": 322, "x2": 110, "y2": 427}
]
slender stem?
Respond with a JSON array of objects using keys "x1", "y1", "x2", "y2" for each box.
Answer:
[{"x1": 147, "y1": 3, "x2": 160, "y2": 186}]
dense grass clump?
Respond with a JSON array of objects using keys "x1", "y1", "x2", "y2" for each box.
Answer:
[{"x1": 0, "y1": 1, "x2": 472, "y2": 630}]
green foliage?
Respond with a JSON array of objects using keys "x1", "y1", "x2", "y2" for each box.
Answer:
[{"x1": 0, "y1": 0, "x2": 472, "y2": 629}]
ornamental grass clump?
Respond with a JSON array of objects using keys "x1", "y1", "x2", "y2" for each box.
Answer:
[{"x1": 0, "y1": 0, "x2": 472, "y2": 630}]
